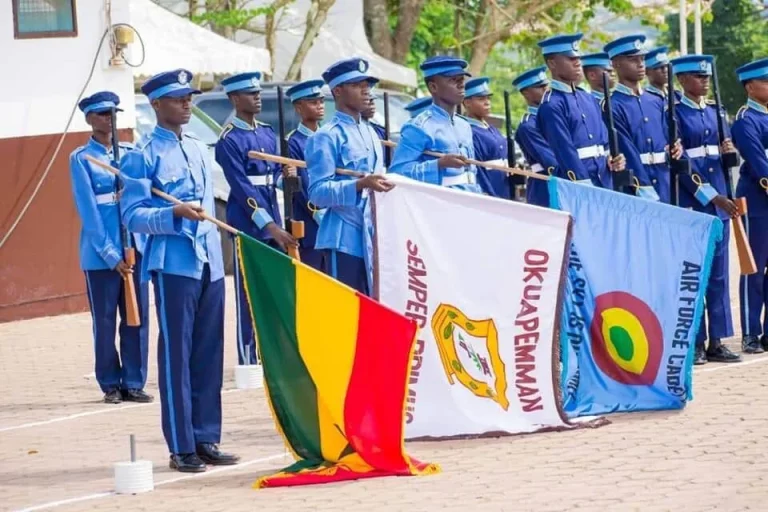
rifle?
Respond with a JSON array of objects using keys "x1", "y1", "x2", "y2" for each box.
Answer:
[
  {"x1": 602, "y1": 72, "x2": 631, "y2": 193},
  {"x1": 383, "y1": 92, "x2": 392, "y2": 167},
  {"x1": 276, "y1": 86, "x2": 304, "y2": 261},
  {"x1": 111, "y1": 107, "x2": 140, "y2": 327},
  {"x1": 666, "y1": 62, "x2": 690, "y2": 207},
  {"x1": 503, "y1": 90, "x2": 525, "y2": 200},
  {"x1": 711, "y1": 60, "x2": 757, "y2": 275}
]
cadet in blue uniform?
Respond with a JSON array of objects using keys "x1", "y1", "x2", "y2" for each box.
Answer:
[
  {"x1": 362, "y1": 93, "x2": 387, "y2": 140},
  {"x1": 536, "y1": 34, "x2": 626, "y2": 188},
  {"x1": 513, "y1": 67, "x2": 558, "y2": 207},
  {"x1": 214, "y1": 71, "x2": 296, "y2": 367},
  {"x1": 390, "y1": 56, "x2": 481, "y2": 193},
  {"x1": 305, "y1": 58, "x2": 394, "y2": 295},
  {"x1": 604, "y1": 34, "x2": 684, "y2": 203},
  {"x1": 462, "y1": 77, "x2": 512, "y2": 199},
  {"x1": 286, "y1": 79, "x2": 327, "y2": 272},
  {"x1": 69, "y1": 92, "x2": 152, "y2": 405},
  {"x1": 732, "y1": 58, "x2": 768, "y2": 353},
  {"x1": 582, "y1": 52, "x2": 615, "y2": 102},
  {"x1": 671, "y1": 55, "x2": 742, "y2": 365},
  {"x1": 405, "y1": 97, "x2": 432, "y2": 118},
  {"x1": 645, "y1": 46, "x2": 671, "y2": 104},
  {"x1": 120, "y1": 69, "x2": 240, "y2": 472}
]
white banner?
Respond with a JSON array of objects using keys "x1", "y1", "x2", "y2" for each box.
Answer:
[{"x1": 374, "y1": 175, "x2": 577, "y2": 439}]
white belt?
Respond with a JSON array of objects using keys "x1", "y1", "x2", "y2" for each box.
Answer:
[
  {"x1": 442, "y1": 172, "x2": 475, "y2": 187},
  {"x1": 95, "y1": 193, "x2": 117, "y2": 205},
  {"x1": 577, "y1": 145, "x2": 607, "y2": 159},
  {"x1": 764, "y1": 148, "x2": 768, "y2": 159},
  {"x1": 483, "y1": 159, "x2": 508, "y2": 168},
  {"x1": 248, "y1": 175, "x2": 273, "y2": 186},
  {"x1": 640, "y1": 152, "x2": 667, "y2": 165},
  {"x1": 686, "y1": 145, "x2": 720, "y2": 158},
  {"x1": 531, "y1": 163, "x2": 544, "y2": 173}
]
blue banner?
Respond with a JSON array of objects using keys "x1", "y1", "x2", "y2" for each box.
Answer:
[{"x1": 549, "y1": 179, "x2": 723, "y2": 416}]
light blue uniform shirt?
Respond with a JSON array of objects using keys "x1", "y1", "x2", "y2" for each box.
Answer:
[
  {"x1": 69, "y1": 138, "x2": 142, "y2": 271},
  {"x1": 119, "y1": 125, "x2": 224, "y2": 283},
  {"x1": 305, "y1": 110, "x2": 383, "y2": 260},
  {"x1": 389, "y1": 104, "x2": 481, "y2": 193}
]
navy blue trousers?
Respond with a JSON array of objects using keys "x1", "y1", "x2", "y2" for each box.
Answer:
[
  {"x1": 739, "y1": 215, "x2": 768, "y2": 338},
  {"x1": 697, "y1": 219, "x2": 733, "y2": 348},
  {"x1": 526, "y1": 178, "x2": 550, "y2": 208},
  {"x1": 300, "y1": 245, "x2": 325, "y2": 273},
  {"x1": 84, "y1": 253, "x2": 149, "y2": 394},
  {"x1": 324, "y1": 249, "x2": 368, "y2": 296},
  {"x1": 153, "y1": 265, "x2": 224, "y2": 455}
]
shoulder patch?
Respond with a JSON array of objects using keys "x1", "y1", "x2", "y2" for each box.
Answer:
[
  {"x1": 736, "y1": 106, "x2": 748, "y2": 120},
  {"x1": 219, "y1": 124, "x2": 234, "y2": 140},
  {"x1": 412, "y1": 109, "x2": 433, "y2": 129}
]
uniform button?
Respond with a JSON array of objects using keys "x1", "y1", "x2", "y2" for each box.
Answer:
[
  {"x1": 708, "y1": 167, "x2": 714, "y2": 173},
  {"x1": 643, "y1": 117, "x2": 649, "y2": 122},
  {"x1": 582, "y1": 113, "x2": 586, "y2": 119},
  {"x1": 647, "y1": 138, "x2": 652, "y2": 143},
  {"x1": 652, "y1": 179, "x2": 657, "y2": 184},
  {"x1": 705, "y1": 129, "x2": 710, "y2": 135},
  {"x1": 588, "y1": 134, "x2": 593, "y2": 139}
]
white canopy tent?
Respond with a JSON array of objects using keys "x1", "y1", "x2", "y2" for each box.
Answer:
[{"x1": 129, "y1": 0, "x2": 270, "y2": 77}]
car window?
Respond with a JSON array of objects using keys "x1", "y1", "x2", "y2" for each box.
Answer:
[{"x1": 194, "y1": 97, "x2": 234, "y2": 126}]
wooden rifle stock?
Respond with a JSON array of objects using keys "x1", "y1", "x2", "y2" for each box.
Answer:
[{"x1": 277, "y1": 86, "x2": 304, "y2": 262}]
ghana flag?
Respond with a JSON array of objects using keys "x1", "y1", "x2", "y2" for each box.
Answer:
[
  {"x1": 549, "y1": 179, "x2": 723, "y2": 416},
  {"x1": 236, "y1": 234, "x2": 439, "y2": 488}
]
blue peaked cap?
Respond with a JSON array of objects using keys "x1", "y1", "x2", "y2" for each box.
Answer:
[
  {"x1": 582, "y1": 53, "x2": 613, "y2": 70},
  {"x1": 221, "y1": 72, "x2": 262, "y2": 94},
  {"x1": 645, "y1": 47, "x2": 670, "y2": 69},
  {"x1": 604, "y1": 34, "x2": 648, "y2": 59},
  {"x1": 404, "y1": 97, "x2": 431, "y2": 118},
  {"x1": 421, "y1": 56, "x2": 470, "y2": 78},
  {"x1": 671, "y1": 54, "x2": 714, "y2": 76},
  {"x1": 513, "y1": 66, "x2": 549, "y2": 91},
  {"x1": 736, "y1": 58, "x2": 768, "y2": 83},
  {"x1": 538, "y1": 33, "x2": 583, "y2": 57},
  {"x1": 322, "y1": 58, "x2": 379, "y2": 89},
  {"x1": 141, "y1": 69, "x2": 201, "y2": 101},
  {"x1": 465, "y1": 77, "x2": 492, "y2": 98},
  {"x1": 286, "y1": 79, "x2": 325, "y2": 102},
  {"x1": 79, "y1": 91, "x2": 122, "y2": 116}
]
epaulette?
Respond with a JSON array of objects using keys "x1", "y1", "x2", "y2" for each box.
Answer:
[
  {"x1": 520, "y1": 113, "x2": 530, "y2": 124},
  {"x1": 286, "y1": 128, "x2": 297, "y2": 139},
  {"x1": 135, "y1": 134, "x2": 153, "y2": 151},
  {"x1": 736, "y1": 105, "x2": 748, "y2": 120},
  {"x1": 412, "y1": 109, "x2": 433, "y2": 128},
  {"x1": 255, "y1": 119, "x2": 270, "y2": 126},
  {"x1": 542, "y1": 89, "x2": 553, "y2": 103},
  {"x1": 219, "y1": 123, "x2": 234, "y2": 140},
  {"x1": 600, "y1": 98, "x2": 606, "y2": 112}
]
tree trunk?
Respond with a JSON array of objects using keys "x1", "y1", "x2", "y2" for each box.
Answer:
[
  {"x1": 285, "y1": 0, "x2": 336, "y2": 80},
  {"x1": 364, "y1": 0, "x2": 393, "y2": 59},
  {"x1": 265, "y1": 11, "x2": 278, "y2": 76},
  {"x1": 467, "y1": 0, "x2": 496, "y2": 75},
  {"x1": 468, "y1": 35, "x2": 497, "y2": 75},
  {"x1": 391, "y1": 0, "x2": 427, "y2": 63}
]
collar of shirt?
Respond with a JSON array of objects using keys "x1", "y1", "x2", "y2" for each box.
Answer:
[
  {"x1": 646, "y1": 84, "x2": 666, "y2": 97},
  {"x1": 614, "y1": 83, "x2": 643, "y2": 97},
  {"x1": 550, "y1": 80, "x2": 575, "y2": 93},
  {"x1": 87, "y1": 137, "x2": 111, "y2": 155},
  {"x1": 152, "y1": 124, "x2": 183, "y2": 141},
  {"x1": 428, "y1": 103, "x2": 459, "y2": 122},
  {"x1": 747, "y1": 98, "x2": 768, "y2": 114},
  {"x1": 462, "y1": 115, "x2": 488, "y2": 129},
  {"x1": 334, "y1": 110, "x2": 362, "y2": 126},
  {"x1": 681, "y1": 94, "x2": 707, "y2": 110},
  {"x1": 591, "y1": 89, "x2": 605, "y2": 101},
  {"x1": 297, "y1": 122, "x2": 317, "y2": 137},
  {"x1": 231, "y1": 116, "x2": 256, "y2": 131},
  {"x1": 527, "y1": 105, "x2": 539, "y2": 116}
]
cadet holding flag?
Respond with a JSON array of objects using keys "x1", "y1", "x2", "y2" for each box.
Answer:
[
  {"x1": 582, "y1": 52, "x2": 615, "y2": 102},
  {"x1": 462, "y1": 77, "x2": 512, "y2": 199},
  {"x1": 732, "y1": 58, "x2": 768, "y2": 354},
  {"x1": 512, "y1": 67, "x2": 558, "y2": 207},
  {"x1": 69, "y1": 92, "x2": 151, "y2": 404},
  {"x1": 536, "y1": 33, "x2": 626, "y2": 188},
  {"x1": 389, "y1": 56, "x2": 481, "y2": 193},
  {"x1": 285, "y1": 79, "x2": 327, "y2": 272},
  {"x1": 670, "y1": 55, "x2": 742, "y2": 364},
  {"x1": 214, "y1": 71, "x2": 297, "y2": 367},
  {"x1": 305, "y1": 58, "x2": 394, "y2": 295},
  {"x1": 121, "y1": 69, "x2": 240, "y2": 472}
]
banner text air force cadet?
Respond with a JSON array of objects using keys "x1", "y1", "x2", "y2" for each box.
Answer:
[
  {"x1": 536, "y1": 33, "x2": 626, "y2": 188},
  {"x1": 305, "y1": 58, "x2": 394, "y2": 296},
  {"x1": 286, "y1": 79, "x2": 327, "y2": 272},
  {"x1": 389, "y1": 56, "x2": 482, "y2": 193},
  {"x1": 69, "y1": 92, "x2": 151, "y2": 405},
  {"x1": 214, "y1": 71, "x2": 296, "y2": 366},
  {"x1": 120, "y1": 69, "x2": 240, "y2": 473},
  {"x1": 670, "y1": 55, "x2": 742, "y2": 365},
  {"x1": 604, "y1": 34, "x2": 684, "y2": 203},
  {"x1": 732, "y1": 58, "x2": 768, "y2": 354},
  {"x1": 512, "y1": 67, "x2": 558, "y2": 207},
  {"x1": 462, "y1": 76, "x2": 513, "y2": 199}
]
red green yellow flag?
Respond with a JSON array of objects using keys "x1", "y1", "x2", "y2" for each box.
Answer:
[{"x1": 236, "y1": 234, "x2": 439, "y2": 488}]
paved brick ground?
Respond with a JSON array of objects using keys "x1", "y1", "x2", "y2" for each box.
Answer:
[{"x1": 1, "y1": 239, "x2": 766, "y2": 512}]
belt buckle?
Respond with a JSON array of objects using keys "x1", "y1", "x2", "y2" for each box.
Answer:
[
  {"x1": 704, "y1": 146, "x2": 713, "y2": 157},
  {"x1": 468, "y1": 172, "x2": 476, "y2": 185}
]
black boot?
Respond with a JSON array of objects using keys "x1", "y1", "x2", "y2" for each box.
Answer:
[
  {"x1": 169, "y1": 453, "x2": 206, "y2": 473},
  {"x1": 196, "y1": 443, "x2": 240, "y2": 466},
  {"x1": 693, "y1": 345, "x2": 708, "y2": 365},
  {"x1": 706, "y1": 342, "x2": 742, "y2": 363},
  {"x1": 742, "y1": 335, "x2": 764, "y2": 354},
  {"x1": 103, "y1": 389, "x2": 122, "y2": 404},
  {"x1": 761, "y1": 335, "x2": 768, "y2": 352}
]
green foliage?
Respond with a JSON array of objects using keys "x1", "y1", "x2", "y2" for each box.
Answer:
[
  {"x1": 663, "y1": 0, "x2": 768, "y2": 114},
  {"x1": 190, "y1": 7, "x2": 273, "y2": 30}
]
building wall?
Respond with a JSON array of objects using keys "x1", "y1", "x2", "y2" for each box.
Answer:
[{"x1": 0, "y1": 0, "x2": 136, "y2": 322}]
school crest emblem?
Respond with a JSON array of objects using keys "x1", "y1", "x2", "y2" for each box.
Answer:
[{"x1": 178, "y1": 71, "x2": 189, "y2": 85}]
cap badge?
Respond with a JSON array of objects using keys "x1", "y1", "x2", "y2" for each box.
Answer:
[{"x1": 178, "y1": 71, "x2": 189, "y2": 85}]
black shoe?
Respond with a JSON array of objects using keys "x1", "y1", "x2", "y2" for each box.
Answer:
[
  {"x1": 196, "y1": 443, "x2": 240, "y2": 466},
  {"x1": 103, "y1": 389, "x2": 122, "y2": 404},
  {"x1": 693, "y1": 346, "x2": 708, "y2": 365},
  {"x1": 121, "y1": 389, "x2": 154, "y2": 403},
  {"x1": 742, "y1": 335, "x2": 764, "y2": 354},
  {"x1": 706, "y1": 343, "x2": 742, "y2": 363},
  {"x1": 169, "y1": 453, "x2": 206, "y2": 473},
  {"x1": 761, "y1": 335, "x2": 768, "y2": 352}
]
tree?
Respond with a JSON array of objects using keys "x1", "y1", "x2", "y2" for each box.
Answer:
[
  {"x1": 284, "y1": 0, "x2": 337, "y2": 80},
  {"x1": 663, "y1": 0, "x2": 768, "y2": 113}
]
